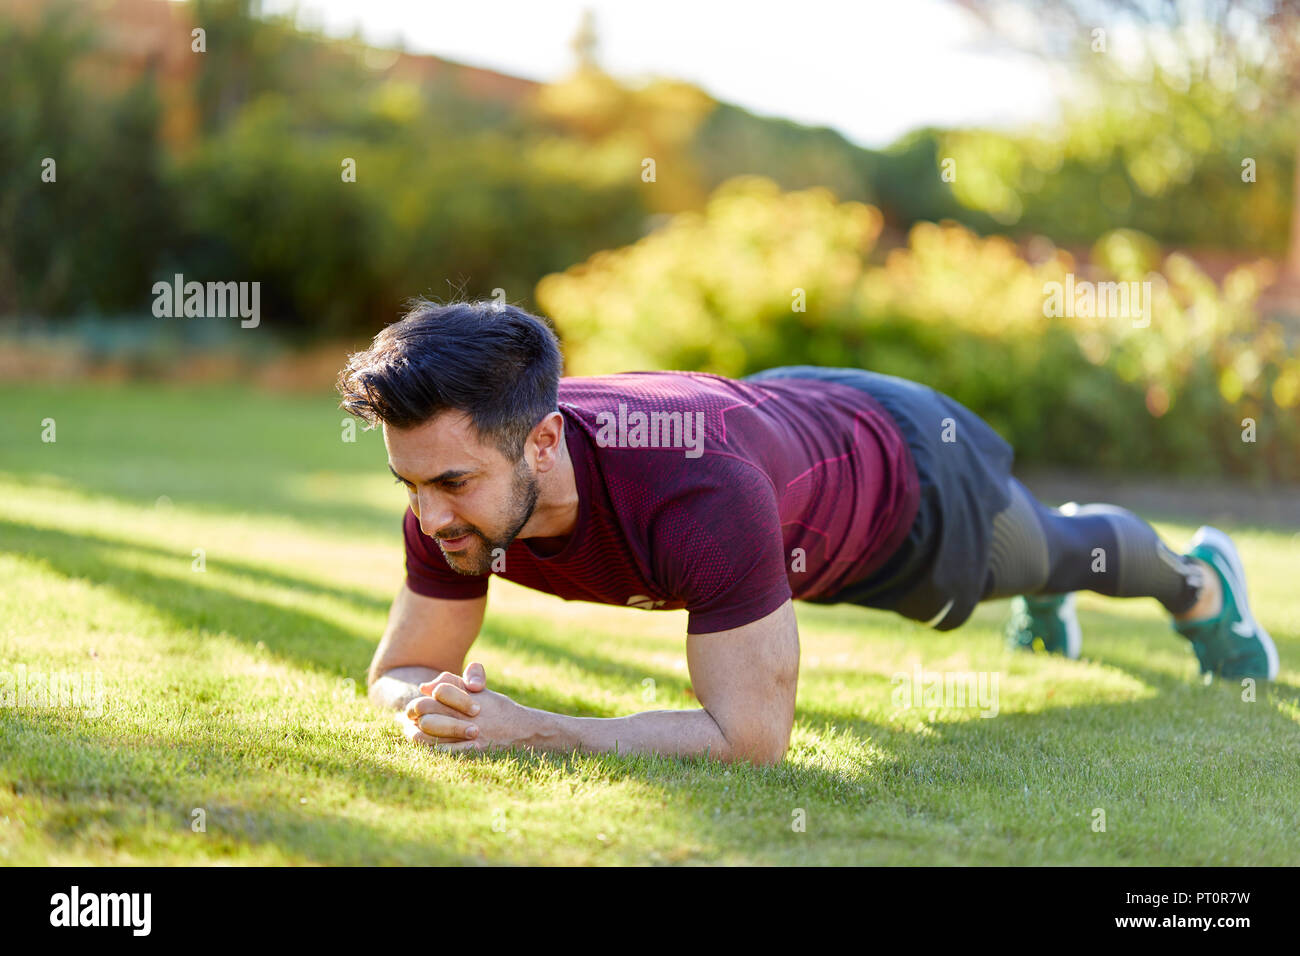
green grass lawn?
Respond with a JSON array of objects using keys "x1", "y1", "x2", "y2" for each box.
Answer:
[{"x1": 1, "y1": 382, "x2": 1297, "y2": 865}]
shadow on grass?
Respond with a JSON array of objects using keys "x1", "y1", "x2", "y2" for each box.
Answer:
[
  {"x1": 788, "y1": 603, "x2": 1300, "y2": 830},
  {"x1": 0, "y1": 709, "x2": 487, "y2": 865},
  {"x1": 0, "y1": 517, "x2": 378, "y2": 678},
  {"x1": 12, "y1": 470, "x2": 404, "y2": 542},
  {"x1": 474, "y1": 617, "x2": 696, "y2": 718},
  {"x1": 469, "y1": 602, "x2": 1300, "y2": 806},
  {"x1": 8, "y1": 673, "x2": 1295, "y2": 865},
  {"x1": 1046, "y1": 599, "x2": 1298, "y2": 699},
  {"x1": 5, "y1": 511, "x2": 1298, "y2": 862}
]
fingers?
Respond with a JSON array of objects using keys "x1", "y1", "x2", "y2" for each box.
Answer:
[
  {"x1": 463, "y1": 661, "x2": 487, "y2": 691},
  {"x1": 418, "y1": 670, "x2": 469, "y2": 696},
  {"x1": 403, "y1": 720, "x2": 484, "y2": 754},
  {"x1": 407, "y1": 727, "x2": 438, "y2": 748},
  {"x1": 395, "y1": 711, "x2": 486, "y2": 755},
  {"x1": 433, "y1": 738, "x2": 484, "y2": 754},
  {"x1": 416, "y1": 712, "x2": 479, "y2": 741},
  {"x1": 406, "y1": 686, "x2": 479, "y2": 721},
  {"x1": 433, "y1": 682, "x2": 481, "y2": 717},
  {"x1": 400, "y1": 666, "x2": 486, "y2": 751},
  {"x1": 405, "y1": 695, "x2": 468, "y2": 723},
  {"x1": 418, "y1": 664, "x2": 486, "y2": 696},
  {"x1": 398, "y1": 714, "x2": 437, "y2": 748}
]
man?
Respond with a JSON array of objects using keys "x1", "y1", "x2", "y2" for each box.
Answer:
[{"x1": 338, "y1": 299, "x2": 1279, "y2": 766}]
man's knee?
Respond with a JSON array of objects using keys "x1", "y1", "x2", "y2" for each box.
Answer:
[{"x1": 985, "y1": 480, "x2": 1051, "y2": 598}]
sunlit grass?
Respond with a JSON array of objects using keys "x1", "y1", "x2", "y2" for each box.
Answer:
[{"x1": 1, "y1": 383, "x2": 1297, "y2": 865}]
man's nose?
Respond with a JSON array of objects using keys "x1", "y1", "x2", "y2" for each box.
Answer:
[{"x1": 416, "y1": 490, "x2": 454, "y2": 537}]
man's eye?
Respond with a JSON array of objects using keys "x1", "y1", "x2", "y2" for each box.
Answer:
[
  {"x1": 444, "y1": 480, "x2": 468, "y2": 490},
  {"x1": 394, "y1": 477, "x2": 412, "y2": 488}
]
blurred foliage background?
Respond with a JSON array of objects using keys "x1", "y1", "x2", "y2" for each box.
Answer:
[{"x1": 1, "y1": 0, "x2": 1298, "y2": 479}]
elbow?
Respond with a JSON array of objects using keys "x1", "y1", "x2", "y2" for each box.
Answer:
[
  {"x1": 726, "y1": 740, "x2": 787, "y2": 767},
  {"x1": 706, "y1": 705, "x2": 794, "y2": 767},
  {"x1": 717, "y1": 725, "x2": 790, "y2": 767},
  {"x1": 366, "y1": 644, "x2": 393, "y2": 689},
  {"x1": 729, "y1": 695, "x2": 795, "y2": 767},
  {"x1": 365, "y1": 675, "x2": 386, "y2": 709},
  {"x1": 365, "y1": 661, "x2": 395, "y2": 699},
  {"x1": 752, "y1": 731, "x2": 791, "y2": 766},
  {"x1": 741, "y1": 743, "x2": 788, "y2": 767}
]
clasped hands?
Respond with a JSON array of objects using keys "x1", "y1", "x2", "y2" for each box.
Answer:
[{"x1": 399, "y1": 662, "x2": 533, "y2": 753}]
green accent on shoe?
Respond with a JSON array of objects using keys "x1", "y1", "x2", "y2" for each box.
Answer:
[
  {"x1": 1171, "y1": 526, "x2": 1279, "y2": 681},
  {"x1": 1006, "y1": 592, "x2": 1081, "y2": 660}
]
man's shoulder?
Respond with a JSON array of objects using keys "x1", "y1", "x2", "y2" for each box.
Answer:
[
  {"x1": 557, "y1": 371, "x2": 758, "y2": 461},
  {"x1": 557, "y1": 370, "x2": 736, "y2": 404},
  {"x1": 557, "y1": 375, "x2": 776, "y2": 531}
]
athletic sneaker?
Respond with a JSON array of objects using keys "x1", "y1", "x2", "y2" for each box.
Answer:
[
  {"x1": 1171, "y1": 527, "x2": 1279, "y2": 681},
  {"x1": 1005, "y1": 592, "x2": 1081, "y2": 660}
]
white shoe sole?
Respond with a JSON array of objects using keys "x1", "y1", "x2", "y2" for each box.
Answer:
[
  {"x1": 1016, "y1": 593, "x2": 1082, "y2": 659},
  {"x1": 1059, "y1": 592, "x2": 1082, "y2": 660},
  {"x1": 1188, "y1": 526, "x2": 1279, "y2": 681}
]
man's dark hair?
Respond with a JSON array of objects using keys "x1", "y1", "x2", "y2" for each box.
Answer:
[{"x1": 337, "y1": 298, "x2": 563, "y2": 460}]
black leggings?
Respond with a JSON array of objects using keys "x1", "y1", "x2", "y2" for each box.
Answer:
[{"x1": 982, "y1": 478, "x2": 1205, "y2": 614}]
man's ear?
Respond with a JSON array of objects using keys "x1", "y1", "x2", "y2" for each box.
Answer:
[{"x1": 528, "y1": 411, "x2": 565, "y2": 473}]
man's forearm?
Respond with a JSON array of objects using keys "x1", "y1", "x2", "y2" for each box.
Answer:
[
  {"x1": 369, "y1": 666, "x2": 440, "y2": 711},
  {"x1": 525, "y1": 706, "x2": 753, "y2": 763}
]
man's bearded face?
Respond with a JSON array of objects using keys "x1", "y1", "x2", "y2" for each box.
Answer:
[{"x1": 384, "y1": 411, "x2": 541, "y2": 575}]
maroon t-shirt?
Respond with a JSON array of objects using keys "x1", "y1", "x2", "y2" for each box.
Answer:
[{"x1": 403, "y1": 371, "x2": 919, "y2": 634}]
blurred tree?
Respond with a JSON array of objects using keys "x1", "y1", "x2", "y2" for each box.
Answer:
[
  {"x1": 690, "y1": 104, "x2": 876, "y2": 206},
  {"x1": 530, "y1": 66, "x2": 717, "y2": 214},
  {"x1": 0, "y1": 2, "x2": 172, "y2": 316},
  {"x1": 539, "y1": 175, "x2": 1298, "y2": 478},
  {"x1": 857, "y1": 127, "x2": 998, "y2": 233},
  {"x1": 956, "y1": 0, "x2": 1300, "y2": 273}
]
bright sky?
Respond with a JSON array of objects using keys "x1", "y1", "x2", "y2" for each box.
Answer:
[{"x1": 257, "y1": 0, "x2": 1065, "y2": 148}]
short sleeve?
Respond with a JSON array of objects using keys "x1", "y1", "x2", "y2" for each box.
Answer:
[
  {"x1": 649, "y1": 460, "x2": 792, "y2": 634},
  {"x1": 402, "y1": 507, "x2": 490, "y2": 600}
]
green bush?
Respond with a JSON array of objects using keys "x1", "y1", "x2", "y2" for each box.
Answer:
[{"x1": 539, "y1": 176, "x2": 1300, "y2": 480}]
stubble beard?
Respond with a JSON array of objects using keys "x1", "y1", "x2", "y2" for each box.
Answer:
[{"x1": 439, "y1": 457, "x2": 540, "y2": 575}]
